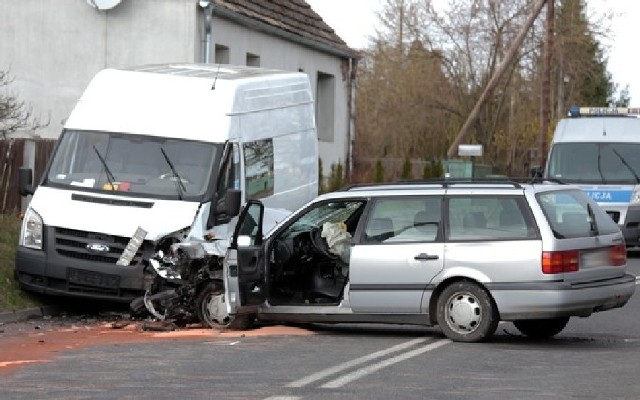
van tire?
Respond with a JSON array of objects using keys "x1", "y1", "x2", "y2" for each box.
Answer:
[
  {"x1": 513, "y1": 317, "x2": 569, "y2": 339},
  {"x1": 436, "y1": 281, "x2": 499, "y2": 343},
  {"x1": 195, "y1": 282, "x2": 253, "y2": 330}
]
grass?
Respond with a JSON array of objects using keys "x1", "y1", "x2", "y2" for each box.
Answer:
[{"x1": 0, "y1": 213, "x2": 42, "y2": 312}]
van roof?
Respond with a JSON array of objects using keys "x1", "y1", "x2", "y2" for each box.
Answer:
[
  {"x1": 552, "y1": 116, "x2": 640, "y2": 143},
  {"x1": 125, "y1": 64, "x2": 293, "y2": 81},
  {"x1": 64, "y1": 64, "x2": 313, "y2": 142}
]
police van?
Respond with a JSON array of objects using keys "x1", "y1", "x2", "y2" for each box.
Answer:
[{"x1": 544, "y1": 107, "x2": 640, "y2": 247}]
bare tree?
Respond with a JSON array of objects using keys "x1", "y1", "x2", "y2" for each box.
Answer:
[{"x1": 0, "y1": 69, "x2": 47, "y2": 138}]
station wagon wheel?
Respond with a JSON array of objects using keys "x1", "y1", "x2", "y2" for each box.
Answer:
[
  {"x1": 436, "y1": 281, "x2": 499, "y2": 343},
  {"x1": 512, "y1": 317, "x2": 570, "y2": 339},
  {"x1": 195, "y1": 282, "x2": 253, "y2": 330}
]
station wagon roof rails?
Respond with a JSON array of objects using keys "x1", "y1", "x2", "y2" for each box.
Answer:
[
  {"x1": 343, "y1": 179, "x2": 523, "y2": 191},
  {"x1": 528, "y1": 176, "x2": 567, "y2": 185},
  {"x1": 424, "y1": 178, "x2": 523, "y2": 188}
]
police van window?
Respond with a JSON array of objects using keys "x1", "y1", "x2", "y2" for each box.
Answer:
[
  {"x1": 244, "y1": 139, "x2": 274, "y2": 200},
  {"x1": 548, "y1": 142, "x2": 640, "y2": 184}
]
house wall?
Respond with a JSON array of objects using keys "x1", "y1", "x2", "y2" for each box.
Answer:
[
  {"x1": 0, "y1": 0, "x2": 197, "y2": 139},
  {"x1": 0, "y1": 0, "x2": 350, "y2": 175}
]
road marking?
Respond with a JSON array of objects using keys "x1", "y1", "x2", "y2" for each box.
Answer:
[
  {"x1": 0, "y1": 360, "x2": 47, "y2": 368},
  {"x1": 263, "y1": 397, "x2": 301, "y2": 400},
  {"x1": 320, "y1": 339, "x2": 451, "y2": 389},
  {"x1": 635, "y1": 275, "x2": 640, "y2": 285},
  {"x1": 204, "y1": 340, "x2": 242, "y2": 345},
  {"x1": 285, "y1": 338, "x2": 427, "y2": 388}
]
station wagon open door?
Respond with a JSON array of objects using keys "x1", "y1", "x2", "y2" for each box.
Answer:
[{"x1": 224, "y1": 201, "x2": 267, "y2": 315}]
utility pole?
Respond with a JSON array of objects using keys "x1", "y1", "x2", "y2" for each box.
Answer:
[
  {"x1": 537, "y1": 0, "x2": 554, "y2": 170},
  {"x1": 446, "y1": 0, "x2": 547, "y2": 159}
]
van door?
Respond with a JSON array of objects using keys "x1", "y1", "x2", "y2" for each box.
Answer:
[
  {"x1": 224, "y1": 201, "x2": 266, "y2": 314},
  {"x1": 349, "y1": 195, "x2": 445, "y2": 313}
]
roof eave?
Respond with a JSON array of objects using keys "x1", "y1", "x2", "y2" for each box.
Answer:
[{"x1": 211, "y1": 5, "x2": 360, "y2": 60}]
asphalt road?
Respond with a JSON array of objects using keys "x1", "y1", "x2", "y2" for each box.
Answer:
[{"x1": 1, "y1": 260, "x2": 639, "y2": 400}]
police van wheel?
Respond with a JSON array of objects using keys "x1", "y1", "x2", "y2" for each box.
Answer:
[
  {"x1": 196, "y1": 282, "x2": 253, "y2": 330},
  {"x1": 436, "y1": 281, "x2": 499, "y2": 343}
]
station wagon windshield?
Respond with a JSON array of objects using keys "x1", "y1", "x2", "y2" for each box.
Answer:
[
  {"x1": 46, "y1": 130, "x2": 220, "y2": 199},
  {"x1": 547, "y1": 142, "x2": 640, "y2": 184}
]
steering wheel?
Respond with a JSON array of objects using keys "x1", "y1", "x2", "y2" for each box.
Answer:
[{"x1": 309, "y1": 227, "x2": 335, "y2": 258}]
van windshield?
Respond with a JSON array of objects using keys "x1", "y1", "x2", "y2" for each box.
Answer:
[
  {"x1": 46, "y1": 130, "x2": 220, "y2": 200},
  {"x1": 547, "y1": 142, "x2": 640, "y2": 184}
]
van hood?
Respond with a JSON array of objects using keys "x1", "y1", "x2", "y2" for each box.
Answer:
[{"x1": 29, "y1": 187, "x2": 201, "y2": 241}]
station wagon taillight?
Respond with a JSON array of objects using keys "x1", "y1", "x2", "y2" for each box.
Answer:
[
  {"x1": 610, "y1": 244, "x2": 627, "y2": 266},
  {"x1": 543, "y1": 245, "x2": 627, "y2": 274},
  {"x1": 542, "y1": 250, "x2": 579, "y2": 274}
]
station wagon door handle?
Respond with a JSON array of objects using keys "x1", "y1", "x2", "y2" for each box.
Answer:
[{"x1": 414, "y1": 253, "x2": 439, "y2": 261}]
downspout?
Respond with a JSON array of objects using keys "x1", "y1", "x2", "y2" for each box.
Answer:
[
  {"x1": 199, "y1": 0, "x2": 213, "y2": 63},
  {"x1": 346, "y1": 56, "x2": 358, "y2": 180}
]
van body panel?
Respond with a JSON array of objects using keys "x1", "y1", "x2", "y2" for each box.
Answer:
[{"x1": 28, "y1": 186, "x2": 201, "y2": 240}]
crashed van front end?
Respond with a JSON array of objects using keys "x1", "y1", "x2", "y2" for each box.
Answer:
[{"x1": 15, "y1": 187, "x2": 209, "y2": 302}]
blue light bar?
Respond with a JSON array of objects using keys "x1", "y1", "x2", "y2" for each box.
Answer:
[{"x1": 568, "y1": 107, "x2": 640, "y2": 117}]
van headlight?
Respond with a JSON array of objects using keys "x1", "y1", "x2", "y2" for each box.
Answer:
[
  {"x1": 632, "y1": 187, "x2": 640, "y2": 205},
  {"x1": 20, "y1": 208, "x2": 43, "y2": 250}
]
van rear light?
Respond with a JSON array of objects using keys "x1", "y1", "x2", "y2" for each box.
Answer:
[
  {"x1": 609, "y1": 244, "x2": 627, "y2": 266},
  {"x1": 542, "y1": 250, "x2": 579, "y2": 274}
]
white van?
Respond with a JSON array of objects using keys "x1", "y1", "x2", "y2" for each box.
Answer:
[
  {"x1": 544, "y1": 107, "x2": 640, "y2": 248},
  {"x1": 16, "y1": 64, "x2": 318, "y2": 301}
]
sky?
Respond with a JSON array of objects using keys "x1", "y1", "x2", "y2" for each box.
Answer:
[{"x1": 305, "y1": 0, "x2": 640, "y2": 104}]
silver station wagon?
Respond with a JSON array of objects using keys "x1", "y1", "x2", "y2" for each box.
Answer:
[{"x1": 218, "y1": 181, "x2": 636, "y2": 342}]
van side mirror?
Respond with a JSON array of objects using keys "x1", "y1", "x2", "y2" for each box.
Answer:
[
  {"x1": 224, "y1": 189, "x2": 242, "y2": 217},
  {"x1": 209, "y1": 188, "x2": 242, "y2": 228},
  {"x1": 18, "y1": 167, "x2": 36, "y2": 196}
]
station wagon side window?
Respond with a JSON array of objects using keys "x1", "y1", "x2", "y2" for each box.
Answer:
[
  {"x1": 447, "y1": 196, "x2": 537, "y2": 241},
  {"x1": 363, "y1": 196, "x2": 442, "y2": 243}
]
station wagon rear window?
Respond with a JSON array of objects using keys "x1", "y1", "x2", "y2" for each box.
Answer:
[{"x1": 536, "y1": 189, "x2": 619, "y2": 239}]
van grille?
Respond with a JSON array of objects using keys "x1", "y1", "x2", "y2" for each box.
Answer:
[{"x1": 54, "y1": 227, "x2": 145, "y2": 265}]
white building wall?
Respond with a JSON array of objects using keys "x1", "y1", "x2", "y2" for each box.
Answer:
[
  {"x1": 0, "y1": 0, "x2": 351, "y2": 174},
  {"x1": 0, "y1": 0, "x2": 197, "y2": 139}
]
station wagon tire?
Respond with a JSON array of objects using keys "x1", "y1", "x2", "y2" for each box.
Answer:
[
  {"x1": 513, "y1": 317, "x2": 570, "y2": 339},
  {"x1": 195, "y1": 282, "x2": 253, "y2": 330},
  {"x1": 436, "y1": 281, "x2": 499, "y2": 343}
]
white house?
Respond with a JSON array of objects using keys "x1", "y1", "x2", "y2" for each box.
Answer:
[{"x1": 0, "y1": 0, "x2": 359, "y2": 178}]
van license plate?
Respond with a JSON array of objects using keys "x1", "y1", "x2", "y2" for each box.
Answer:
[{"x1": 68, "y1": 268, "x2": 120, "y2": 288}]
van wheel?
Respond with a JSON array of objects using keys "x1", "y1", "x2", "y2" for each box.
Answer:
[
  {"x1": 436, "y1": 281, "x2": 499, "y2": 343},
  {"x1": 513, "y1": 317, "x2": 569, "y2": 339},
  {"x1": 195, "y1": 282, "x2": 253, "y2": 330}
]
